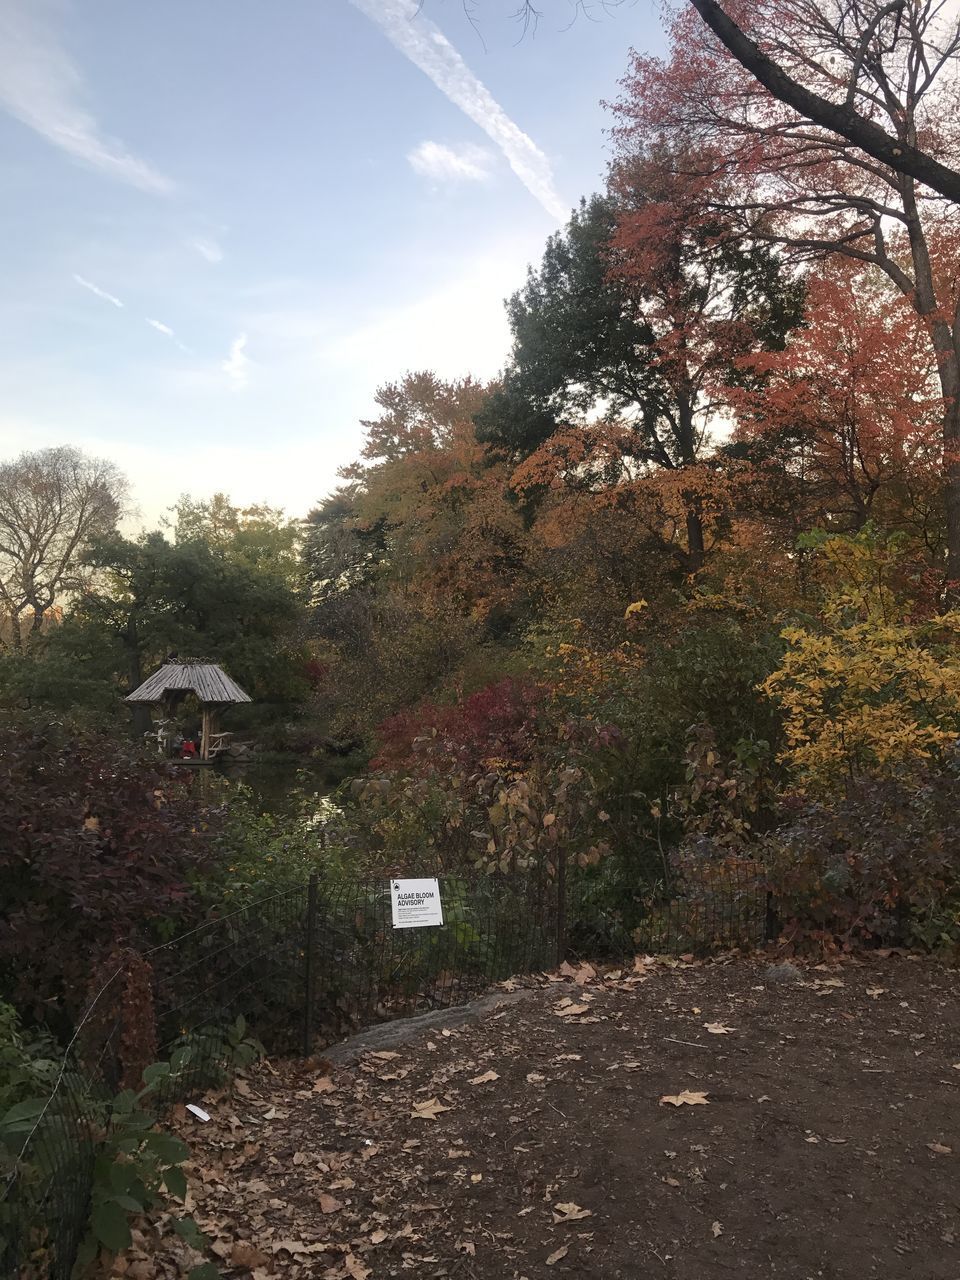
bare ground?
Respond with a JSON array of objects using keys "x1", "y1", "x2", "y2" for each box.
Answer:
[{"x1": 127, "y1": 954, "x2": 960, "y2": 1280}]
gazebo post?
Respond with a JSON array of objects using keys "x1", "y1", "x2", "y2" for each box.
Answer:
[{"x1": 200, "y1": 706, "x2": 212, "y2": 761}]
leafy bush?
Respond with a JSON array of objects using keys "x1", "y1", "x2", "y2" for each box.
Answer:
[
  {"x1": 763, "y1": 528, "x2": 960, "y2": 795},
  {"x1": 762, "y1": 766, "x2": 960, "y2": 952},
  {"x1": 0, "y1": 722, "x2": 217, "y2": 1019},
  {"x1": 371, "y1": 677, "x2": 543, "y2": 774}
]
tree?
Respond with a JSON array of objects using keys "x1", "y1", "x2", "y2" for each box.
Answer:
[
  {"x1": 172, "y1": 493, "x2": 302, "y2": 586},
  {"x1": 480, "y1": 182, "x2": 802, "y2": 569},
  {"x1": 731, "y1": 261, "x2": 942, "y2": 545},
  {"x1": 78, "y1": 528, "x2": 309, "y2": 735},
  {"x1": 684, "y1": 0, "x2": 960, "y2": 204},
  {"x1": 304, "y1": 374, "x2": 529, "y2": 740},
  {"x1": 0, "y1": 446, "x2": 127, "y2": 651},
  {"x1": 611, "y1": 1, "x2": 960, "y2": 591}
]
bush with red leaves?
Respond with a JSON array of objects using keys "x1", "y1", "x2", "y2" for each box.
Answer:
[
  {"x1": 371, "y1": 678, "x2": 543, "y2": 776},
  {"x1": 0, "y1": 722, "x2": 217, "y2": 1020}
]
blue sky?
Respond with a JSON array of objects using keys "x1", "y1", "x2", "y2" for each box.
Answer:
[{"x1": 0, "y1": 0, "x2": 665, "y2": 527}]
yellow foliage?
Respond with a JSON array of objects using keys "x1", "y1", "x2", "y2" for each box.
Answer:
[{"x1": 763, "y1": 531, "x2": 960, "y2": 793}]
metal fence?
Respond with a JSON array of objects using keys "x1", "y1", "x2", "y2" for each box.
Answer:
[{"x1": 0, "y1": 857, "x2": 770, "y2": 1279}]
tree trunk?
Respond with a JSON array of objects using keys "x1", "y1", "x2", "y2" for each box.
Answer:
[
  {"x1": 900, "y1": 183, "x2": 960, "y2": 601},
  {"x1": 685, "y1": 506, "x2": 705, "y2": 574},
  {"x1": 125, "y1": 623, "x2": 151, "y2": 739}
]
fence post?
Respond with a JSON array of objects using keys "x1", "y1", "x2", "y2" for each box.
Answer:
[
  {"x1": 764, "y1": 889, "x2": 779, "y2": 944},
  {"x1": 303, "y1": 873, "x2": 318, "y2": 1056},
  {"x1": 555, "y1": 847, "x2": 568, "y2": 968}
]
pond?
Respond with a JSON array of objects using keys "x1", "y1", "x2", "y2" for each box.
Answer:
[{"x1": 200, "y1": 751, "x2": 355, "y2": 818}]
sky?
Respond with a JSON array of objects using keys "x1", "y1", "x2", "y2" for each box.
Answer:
[{"x1": 0, "y1": 0, "x2": 666, "y2": 528}]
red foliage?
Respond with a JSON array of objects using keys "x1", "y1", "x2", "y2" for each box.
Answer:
[
  {"x1": 0, "y1": 723, "x2": 216, "y2": 1017},
  {"x1": 371, "y1": 679, "x2": 543, "y2": 776}
]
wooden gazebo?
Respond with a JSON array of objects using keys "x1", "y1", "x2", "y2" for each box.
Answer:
[{"x1": 125, "y1": 658, "x2": 251, "y2": 761}]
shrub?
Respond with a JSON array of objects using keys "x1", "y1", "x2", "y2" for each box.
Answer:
[
  {"x1": 762, "y1": 766, "x2": 960, "y2": 952},
  {"x1": 371, "y1": 677, "x2": 543, "y2": 775},
  {"x1": 0, "y1": 723, "x2": 217, "y2": 1020}
]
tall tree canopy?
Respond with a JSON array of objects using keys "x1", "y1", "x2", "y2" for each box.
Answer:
[
  {"x1": 0, "y1": 446, "x2": 127, "y2": 651},
  {"x1": 479, "y1": 176, "x2": 803, "y2": 568},
  {"x1": 611, "y1": 0, "x2": 960, "y2": 591}
]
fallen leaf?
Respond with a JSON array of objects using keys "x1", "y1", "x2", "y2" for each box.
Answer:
[
  {"x1": 457, "y1": 1241, "x2": 476, "y2": 1256},
  {"x1": 928, "y1": 1141, "x2": 953, "y2": 1155},
  {"x1": 367, "y1": 1050, "x2": 400, "y2": 1060},
  {"x1": 711, "y1": 1221, "x2": 723, "y2": 1238},
  {"x1": 469, "y1": 1070, "x2": 500, "y2": 1085},
  {"x1": 663, "y1": 1176, "x2": 681, "y2": 1187},
  {"x1": 470, "y1": 1172, "x2": 483, "y2": 1183},
  {"x1": 272, "y1": 1240, "x2": 309, "y2": 1256},
  {"x1": 659, "y1": 1091, "x2": 709, "y2": 1107},
  {"x1": 312, "y1": 1076, "x2": 336, "y2": 1094},
  {"x1": 553, "y1": 1202, "x2": 592, "y2": 1222},
  {"x1": 411, "y1": 1097, "x2": 451, "y2": 1120},
  {"x1": 546, "y1": 1245, "x2": 569, "y2": 1265},
  {"x1": 555, "y1": 1002, "x2": 590, "y2": 1018},
  {"x1": 319, "y1": 1193, "x2": 344, "y2": 1214},
  {"x1": 703, "y1": 1023, "x2": 735, "y2": 1035},
  {"x1": 865, "y1": 988, "x2": 886, "y2": 998},
  {"x1": 230, "y1": 1243, "x2": 270, "y2": 1268},
  {"x1": 370, "y1": 1230, "x2": 388, "y2": 1245},
  {"x1": 526, "y1": 1072, "x2": 546, "y2": 1084},
  {"x1": 344, "y1": 1254, "x2": 371, "y2": 1280}
]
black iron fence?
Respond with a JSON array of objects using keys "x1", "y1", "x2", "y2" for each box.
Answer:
[{"x1": 0, "y1": 857, "x2": 770, "y2": 1279}]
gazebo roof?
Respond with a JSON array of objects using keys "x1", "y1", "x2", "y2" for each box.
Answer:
[{"x1": 125, "y1": 659, "x2": 252, "y2": 706}]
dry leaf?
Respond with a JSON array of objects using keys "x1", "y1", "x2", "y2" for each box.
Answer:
[
  {"x1": 660, "y1": 1090, "x2": 709, "y2": 1107},
  {"x1": 457, "y1": 1241, "x2": 476, "y2": 1256},
  {"x1": 272, "y1": 1240, "x2": 309, "y2": 1255},
  {"x1": 553, "y1": 1202, "x2": 592, "y2": 1222},
  {"x1": 319, "y1": 1193, "x2": 344, "y2": 1214},
  {"x1": 546, "y1": 1245, "x2": 569, "y2": 1265},
  {"x1": 663, "y1": 1176, "x2": 680, "y2": 1187},
  {"x1": 370, "y1": 1230, "x2": 388, "y2": 1245},
  {"x1": 555, "y1": 1002, "x2": 590, "y2": 1018},
  {"x1": 312, "y1": 1076, "x2": 336, "y2": 1094},
  {"x1": 526, "y1": 1072, "x2": 546, "y2": 1084},
  {"x1": 367, "y1": 1050, "x2": 400, "y2": 1060},
  {"x1": 469, "y1": 1070, "x2": 500, "y2": 1085},
  {"x1": 344, "y1": 1254, "x2": 371, "y2": 1280},
  {"x1": 928, "y1": 1141, "x2": 953, "y2": 1155},
  {"x1": 866, "y1": 987, "x2": 886, "y2": 998},
  {"x1": 703, "y1": 1022, "x2": 735, "y2": 1035},
  {"x1": 711, "y1": 1221, "x2": 723, "y2": 1238},
  {"x1": 230, "y1": 1243, "x2": 270, "y2": 1267},
  {"x1": 411, "y1": 1097, "x2": 451, "y2": 1120}
]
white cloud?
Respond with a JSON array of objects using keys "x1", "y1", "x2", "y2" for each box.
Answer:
[
  {"x1": 408, "y1": 139, "x2": 494, "y2": 183},
  {"x1": 222, "y1": 333, "x2": 249, "y2": 389},
  {"x1": 72, "y1": 272, "x2": 123, "y2": 307},
  {"x1": 350, "y1": 0, "x2": 567, "y2": 222},
  {"x1": 0, "y1": 0, "x2": 172, "y2": 193},
  {"x1": 189, "y1": 237, "x2": 224, "y2": 264},
  {"x1": 145, "y1": 316, "x2": 191, "y2": 353}
]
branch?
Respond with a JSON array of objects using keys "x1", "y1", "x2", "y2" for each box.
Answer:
[{"x1": 687, "y1": 0, "x2": 960, "y2": 203}]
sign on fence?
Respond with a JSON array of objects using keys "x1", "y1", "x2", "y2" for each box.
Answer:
[{"x1": 391, "y1": 877, "x2": 443, "y2": 929}]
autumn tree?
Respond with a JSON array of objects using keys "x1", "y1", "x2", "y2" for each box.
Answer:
[
  {"x1": 0, "y1": 446, "x2": 127, "y2": 650},
  {"x1": 611, "y1": 0, "x2": 960, "y2": 591},
  {"x1": 305, "y1": 373, "x2": 531, "y2": 741},
  {"x1": 731, "y1": 261, "x2": 942, "y2": 548},
  {"x1": 481, "y1": 178, "x2": 802, "y2": 570}
]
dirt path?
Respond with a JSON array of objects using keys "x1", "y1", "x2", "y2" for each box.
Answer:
[{"x1": 134, "y1": 955, "x2": 960, "y2": 1280}]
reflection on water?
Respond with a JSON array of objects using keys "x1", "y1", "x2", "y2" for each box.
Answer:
[{"x1": 205, "y1": 754, "x2": 347, "y2": 819}]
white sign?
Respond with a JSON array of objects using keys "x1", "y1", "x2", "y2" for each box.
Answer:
[{"x1": 390, "y1": 877, "x2": 444, "y2": 929}]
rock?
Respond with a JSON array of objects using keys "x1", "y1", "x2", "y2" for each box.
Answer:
[{"x1": 763, "y1": 962, "x2": 803, "y2": 985}]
